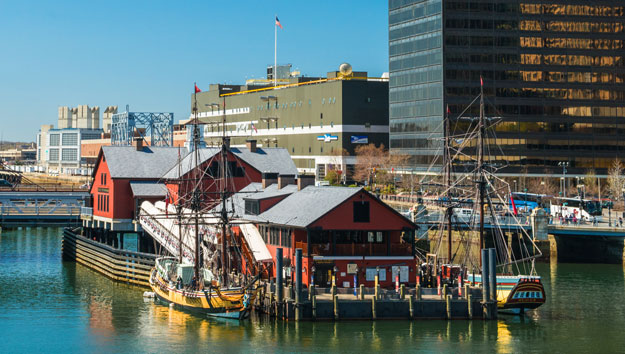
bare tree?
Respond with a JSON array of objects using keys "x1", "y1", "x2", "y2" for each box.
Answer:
[
  {"x1": 583, "y1": 169, "x2": 599, "y2": 198},
  {"x1": 607, "y1": 159, "x2": 625, "y2": 201},
  {"x1": 354, "y1": 144, "x2": 387, "y2": 186}
]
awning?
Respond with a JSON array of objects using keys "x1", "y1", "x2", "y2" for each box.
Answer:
[{"x1": 239, "y1": 223, "x2": 273, "y2": 263}]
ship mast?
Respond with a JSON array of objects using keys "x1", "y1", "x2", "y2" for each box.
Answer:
[
  {"x1": 192, "y1": 85, "x2": 202, "y2": 280},
  {"x1": 478, "y1": 77, "x2": 486, "y2": 263},
  {"x1": 219, "y1": 94, "x2": 229, "y2": 287},
  {"x1": 445, "y1": 105, "x2": 453, "y2": 264}
]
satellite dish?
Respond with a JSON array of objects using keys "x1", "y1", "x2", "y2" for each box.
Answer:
[{"x1": 339, "y1": 63, "x2": 353, "y2": 76}]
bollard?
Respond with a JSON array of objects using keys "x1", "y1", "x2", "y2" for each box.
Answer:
[
  {"x1": 481, "y1": 249, "x2": 490, "y2": 303},
  {"x1": 359, "y1": 284, "x2": 365, "y2": 300},
  {"x1": 372, "y1": 296, "x2": 377, "y2": 320},
  {"x1": 437, "y1": 275, "x2": 441, "y2": 296},
  {"x1": 446, "y1": 294, "x2": 452, "y2": 320},
  {"x1": 331, "y1": 284, "x2": 337, "y2": 298},
  {"x1": 374, "y1": 274, "x2": 379, "y2": 298},
  {"x1": 308, "y1": 284, "x2": 314, "y2": 301},
  {"x1": 334, "y1": 295, "x2": 339, "y2": 321},
  {"x1": 416, "y1": 283, "x2": 422, "y2": 301},
  {"x1": 376, "y1": 283, "x2": 381, "y2": 300},
  {"x1": 409, "y1": 294, "x2": 414, "y2": 319},
  {"x1": 467, "y1": 293, "x2": 473, "y2": 319},
  {"x1": 400, "y1": 284, "x2": 406, "y2": 299},
  {"x1": 464, "y1": 284, "x2": 470, "y2": 300},
  {"x1": 312, "y1": 294, "x2": 317, "y2": 320},
  {"x1": 395, "y1": 274, "x2": 400, "y2": 294}
]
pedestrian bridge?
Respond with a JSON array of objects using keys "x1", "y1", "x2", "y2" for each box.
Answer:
[{"x1": 0, "y1": 191, "x2": 89, "y2": 225}]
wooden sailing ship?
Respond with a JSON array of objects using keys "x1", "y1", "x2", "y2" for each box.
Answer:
[
  {"x1": 419, "y1": 78, "x2": 546, "y2": 314},
  {"x1": 148, "y1": 85, "x2": 260, "y2": 320}
]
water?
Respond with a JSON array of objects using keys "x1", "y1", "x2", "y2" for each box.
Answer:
[{"x1": 1, "y1": 227, "x2": 624, "y2": 353}]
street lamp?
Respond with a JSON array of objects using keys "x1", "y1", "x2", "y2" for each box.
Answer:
[{"x1": 558, "y1": 162, "x2": 569, "y2": 197}]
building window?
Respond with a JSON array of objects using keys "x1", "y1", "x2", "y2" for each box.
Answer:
[
  {"x1": 308, "y1": 99, "x2": 311, "y2": 105},
  {"x1": 353, "y1": 201, "x2": 370, "y2": 223},
  {"x1": 49, "y1": 134, "x2": 60, "y2": 146},
  {"x1": 309, "y1": 147, "x2": 311, "y2": 153},
  {"x1": 61, "y1": 148, "x2": 78, "y2": 161},
  {"x1": 331, "y1": 121, "x2": 334, "y2": 127},
  {"x1": 62, "y1": 133, "x2": 78, "y2": 146},
  {"x1": 320, "y1": 113, "x2": 323, "y2": 119},
  {"x1": 244, "y1": 199, "x2": 260, "y2": 215},
  {"x1": 49, "y1": 148, "x2": 59, "y2": 161}
]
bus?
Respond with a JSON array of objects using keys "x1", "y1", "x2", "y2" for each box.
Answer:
[
  {"x1": 549, "y1": 197, "x2": 602, "y2": 221},
  {"x1": 509, "y1": 192, "x2": 548, "y2": 214}
]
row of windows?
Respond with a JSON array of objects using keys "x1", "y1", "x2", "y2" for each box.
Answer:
[
  {"x1": 446, "y1": 86, "x2": 625, "y2": 101},
  {"x1": 520, "y1": 37, "x2": 624, "y2": 50},
  {"x1": 390, "y1": 82, "x2": 442, "y2": 102},
  {"x1": 519, "y1": 4, "x2": 625, "y2": 17},
  {"x1": 256, "y1": 97, "x2": 337, "y2": 111},
  {"x1": 390, "y1": 137, "x2": 440, "y2": 149},
  {"x1": 520, "y1": 20, "x2": 624, "y2": 33},
  {"x1": 390, "y1": 65, "x2": 442, "y2": 87},
  {"x1": 390, "y1": 99, "x2": 442, "y2": 119},
  {"x1": 310, "y1": 230, "x2": 387, "y2": 245},
  {"x1": 390, "y1": 117, "x2": 443, "y2": 134},
  {"x1": 49, "y1": 148, "x2": 59, "y2": 161},
  {"x1": 389, "y1": 0, "x2": 441, "y2": 26},
  {"x1": 49, "y1": 134, "x2": 60, "y2": 146},
  {"x1": 97, "y1": 194, "x2": 109, "y2": 212},
  {"x1": 389, "y1": 15, "x2": 442, "y2": 41},
  {"x1": 390, "y1": 49, "x2": 442, "y2": 72},
  {"x1": 390, "y1": 32, "x2": 442, "y2": 57},
  {"x1": 443, "y1": 103, "x2": 625, "y2": 119},
  {"x1": 258, "y1": 225, "x2": 292, "y2": 248},
  {"x1": 445, "y1": 69, "x2": 625, "y2": 85}
]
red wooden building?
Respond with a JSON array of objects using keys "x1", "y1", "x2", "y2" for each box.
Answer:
[{"x1": 230, "y1": 176, "x2": 417, "y2": 289}]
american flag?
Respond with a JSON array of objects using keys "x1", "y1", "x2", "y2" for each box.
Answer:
[
  {"x1": 251, "y1": 122, "x2": 258, "y2": 133},
  {"x1": 275, "y1": 16, "x2": 283, "y2": 29}
]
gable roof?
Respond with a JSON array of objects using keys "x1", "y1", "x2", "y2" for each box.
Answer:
[
  {"x1": 161, "y1": 147, "x2": 298, "y2": 179},
  {"x1": 129, "y1": 182, "x2": 167, "y2": 198},
  {"x1": 212, "y1": 182, "x2": 297, "y2": 217},
  {"x1": 100, "y1": 146, "x2": 181, "y2": 179},
  {"x1": 253, "y1": 186, "x2": 362, "y2": 228}
]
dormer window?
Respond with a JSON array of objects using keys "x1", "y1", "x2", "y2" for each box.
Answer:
[{"x1": 244, "y1": 199, "x2": 260, "y2": 215}]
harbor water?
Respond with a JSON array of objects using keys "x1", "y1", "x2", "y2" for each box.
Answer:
[{"x1": 2, "y1": 227, "x2": 625, "y2": 353}]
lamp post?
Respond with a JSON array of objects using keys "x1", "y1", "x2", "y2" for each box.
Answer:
[
  {"x1": 559, "y1": 162, "x2": 569, "y2": 197},
  {"x1": 608, "y1": 194, "x2": 612, "y2": 227},
  {"x1": 311, "y1": 265, "x2": 316, "y2": 287}
]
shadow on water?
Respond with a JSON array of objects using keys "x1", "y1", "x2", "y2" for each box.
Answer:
[{"x1": 3, "y1": 227, "x2": 625, "y2": 353}]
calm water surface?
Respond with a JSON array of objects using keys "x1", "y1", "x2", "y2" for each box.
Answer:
[{"x1": 1, "y1": 227, "x2": 624, "y2": 353}]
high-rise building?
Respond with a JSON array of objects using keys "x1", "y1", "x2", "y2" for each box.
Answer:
[{"x1": 389, "y1": 1, "x2": 625, "y2": 174}]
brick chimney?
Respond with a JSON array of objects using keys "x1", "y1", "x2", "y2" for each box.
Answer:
[
  {"x1": 262, "y1": 172, "x2": 279, "y2": 189},
  {"x1": 278, "y1": 174, "x2": 295, "y2": 189},
  {"x1": 297, "y1": 174, "x2": 315, "y2": 191},
  {"x1": 133, "y1": 137, "x2": 143, "y2": 151},
  {"x1": 246, "y1": 139, "x2": 257, "y2": 153}
]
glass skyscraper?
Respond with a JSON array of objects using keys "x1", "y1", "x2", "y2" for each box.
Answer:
[{"x1": 389, "y1": 0, "x2": 625, "y2": 174}]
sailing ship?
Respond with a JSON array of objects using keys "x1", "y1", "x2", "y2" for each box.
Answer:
[
  {"x1": 147, "y1": 86, "x2": 261, "y2": 320},
  {"x1": 417, "y1": 78, "x2": 546, "y2": 314}
]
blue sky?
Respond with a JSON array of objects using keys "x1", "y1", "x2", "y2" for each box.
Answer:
[{"x1": 0, "y1": 0, "x2": 388, "y2": 142}]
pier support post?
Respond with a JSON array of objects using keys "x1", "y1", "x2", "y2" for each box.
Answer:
[
  {"x1": 312, "y1": 294, "x2": 317, "y2": 320},
  {"x1": 467, "y1": 293, "x2": 473, "y2": 319},
  {"x1": 359, "y1": 284, "x2": 365, "y2": 300},
  {"x1": 372, "y1": 297, "x2": 377, "y2": 320},
  {"x1": 488, "y1": 248, "x2": 497, "y2": 303},
  {"x1": 308, "y1": 284, "x2": 314, "y2": 301},
  {"x1": 464, "y1": 284, "x2": 470, "y2": 299},
  {"x1": 400, "y1": 284, "x2": 406, "y2": 299},
  {"x1": 446, "y1": 294, "x2": 452, "y2": 320},
  {"x1": 416, "y1": 284, "x2": 422, "y2": 301},
  {"x1": 409, "y1": 294, "x2": 414, "y2": 319},
  {"x1": 333, "y1": 295, "x2": 339, "y2": 321},
  {"x1": 295, "y1": 249, "x2": 302, "y2": 322},
  {"x1": 442, "y1": 284, "x2": 448, "y2": 299},
  {"x1": 276, "y1": 248, "x2": 284, "y2": 303},
  {"x1": 374, "y1": 274, "x2": 379, "y2": 299}
]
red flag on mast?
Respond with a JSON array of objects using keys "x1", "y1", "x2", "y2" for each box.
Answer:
[
  {"x1": 510, "y1": 193, "x2": 518, "y2": 216},
  {"x1": 195, "y1": 84, "x2": 201, "y2": 93},
  {"x1": 480, "y1": 76, "x2": 483, "y2": 87}
]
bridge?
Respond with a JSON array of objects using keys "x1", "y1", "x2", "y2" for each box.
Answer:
[{"x1": 0, "y1": 191, "x2": 90, "y2": 226}]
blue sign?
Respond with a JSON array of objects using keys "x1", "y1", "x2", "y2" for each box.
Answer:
[
  {"x1": 317, "y1": 134, "x2": 338, "y2": 143},
  {"x1": 351, "y1": 135, "x2": 368, "y2": 144}
]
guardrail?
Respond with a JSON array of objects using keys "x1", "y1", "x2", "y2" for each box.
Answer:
[
  {"x1": 81, "y1": 206, "x2": 93, "y2": 217},
  {"x1": 62, "y1": 228, "x2": 156, "y2": 287}
]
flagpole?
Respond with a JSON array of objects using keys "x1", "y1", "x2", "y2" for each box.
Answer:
[{"x1": 274, "y1": 14, "x2": 277, "y2": 87}]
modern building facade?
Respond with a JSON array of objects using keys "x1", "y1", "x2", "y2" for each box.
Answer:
[
  {"x1": 37, "y1": 127, "x2": 103, "y2": 174},
  {"x1": 191, "y1": 67, "x2": 389, "y2": 180},
  {"x1": 389, "y1": 0, "x2": 625, "y2": 174}
]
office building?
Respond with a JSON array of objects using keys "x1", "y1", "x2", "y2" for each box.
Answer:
[
  {"x1": 389, "y1": 0, "x2": 625, "y2": 174},
  {"x1": 191, "y1": 65, "x2": 389, "y2": 180}
]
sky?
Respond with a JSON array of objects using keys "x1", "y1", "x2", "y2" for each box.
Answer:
[{"x1": 0, "y1": 0, "x2": 389, "y2": 142}]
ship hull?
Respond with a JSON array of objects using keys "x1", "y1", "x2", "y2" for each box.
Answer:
[
  {"x1": 149, "y1": 268, "x2": 254, "y2": 320},
  {"x1": 467, "y1": 274, "x2": 545, "y2": 314}
]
